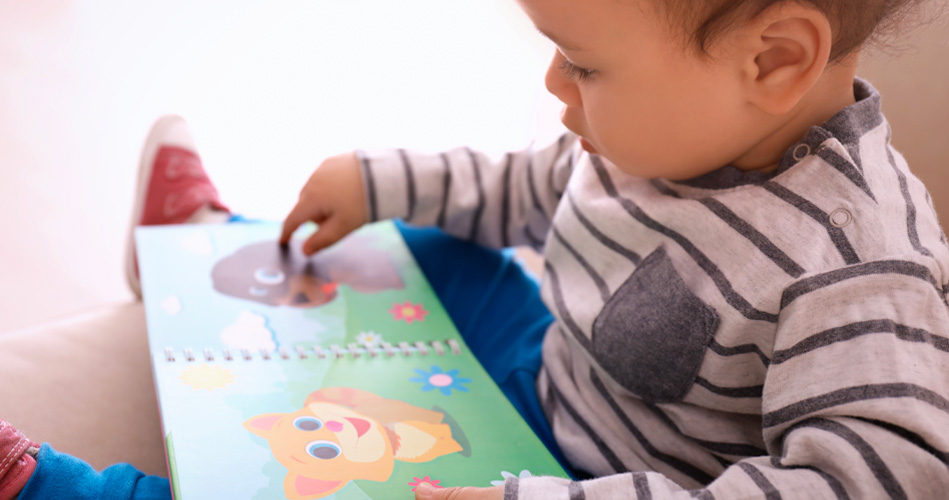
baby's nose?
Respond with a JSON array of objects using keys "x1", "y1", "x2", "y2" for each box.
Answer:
[{"x1": 325, "y1": 420, "x2": 344, "y2": 432}]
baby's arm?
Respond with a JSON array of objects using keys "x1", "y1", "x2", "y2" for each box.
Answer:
[
  {"x1": 354, "y1": 133, "x2": 577, "y2": 250},
  {"x1": 281, "y1": 134, "x2": 577, "y2": 253}
]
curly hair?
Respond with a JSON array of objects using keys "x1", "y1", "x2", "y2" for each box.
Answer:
[{"x1": 659, "y1": 0, "x2": 934, "y2": 62}]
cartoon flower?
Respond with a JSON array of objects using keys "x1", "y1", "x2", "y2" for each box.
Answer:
[
  {"x1": 410, "y1": 366, "x2": 471, "y2": 395},
  {"x1": 408, "y1": 476, "x2": 443, "y2": 492},
  {"x1": 389, "y1": 301, "x2": 429, "y2": 323},
  {"x1": 490, "y1": 470, "x2": 534, "y2": 487},
  {"x1": 356, "y1": 331, "x2": 384, "y2": 347}
]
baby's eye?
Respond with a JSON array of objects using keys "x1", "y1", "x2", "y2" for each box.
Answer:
[
  {"x1": 249, "y1": 286, "x2": 268, "y2": 296},
  {"x1": 306, "y1": 440, "x2": 341, "y2": 460},
  {"x1": 254, "y1": 267, "x2": 286, "y2": 285},
  {"x1": 558, "y1": 59, "x2": 597, "y2": 82},
  {"x1": 293, "y1": 416, "x2": 323, "y2": 431}
]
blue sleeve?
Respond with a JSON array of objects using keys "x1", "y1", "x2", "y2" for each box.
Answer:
[{"x1": 18, "y1": 444, "x2": 171, "y2": 500}]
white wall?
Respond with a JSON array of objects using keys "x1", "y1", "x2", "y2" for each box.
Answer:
[
  {"x1": 0, "y1": 0, "x2": 564, "y2": 333},
  {"x1": 859, "y1": 16, "x2": 949, "y2": 227}
]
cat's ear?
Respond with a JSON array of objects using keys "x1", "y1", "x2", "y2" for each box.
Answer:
[
  {"x1": 243, "y1": 413, "x2": 285, "y2": 437},
  {"x1": 285, "y1": 473, "x2": 345, "y2": 500}
]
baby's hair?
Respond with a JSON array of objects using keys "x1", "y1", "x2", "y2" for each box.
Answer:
[{"x1": 659, "y1": 0, "x2": 934, "y2": 62}]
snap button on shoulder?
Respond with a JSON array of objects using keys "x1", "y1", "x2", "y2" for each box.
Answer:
[
  {"x1": 792, "y1": 144, "x2": 811, "y2": 161},
  {"x1": 829, "y1": 208, "x2": 853, "y2": 228}
]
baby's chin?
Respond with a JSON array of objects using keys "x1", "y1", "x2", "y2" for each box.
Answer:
[{"x1": 579, "y1": 137, "x2": 599, "y2": 154}]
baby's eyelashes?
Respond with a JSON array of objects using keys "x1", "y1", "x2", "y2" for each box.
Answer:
[{"x1": 558, "y1": 59, "x2": 597, "y2": 82}]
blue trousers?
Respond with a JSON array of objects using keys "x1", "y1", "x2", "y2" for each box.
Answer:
[{"x1": 18, "y1": 221, "x2": 564, "y2": 499}]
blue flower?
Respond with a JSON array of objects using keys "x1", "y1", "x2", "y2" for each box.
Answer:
[{"x1": 410, "y1": 366, "x2": 471, "y2": 395}]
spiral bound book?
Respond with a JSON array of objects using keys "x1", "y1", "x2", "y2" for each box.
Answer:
[{"x1": 135, "y1": 220, "x2": 565, "y2": 500}]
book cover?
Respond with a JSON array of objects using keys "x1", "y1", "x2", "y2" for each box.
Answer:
[{"x1": 136, "y1": 221, "x2": 565, "y2": 500}]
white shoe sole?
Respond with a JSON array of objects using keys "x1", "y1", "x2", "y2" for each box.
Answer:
[{"x1": 125, "y1": 115, "x2": 197, "y2": 298}]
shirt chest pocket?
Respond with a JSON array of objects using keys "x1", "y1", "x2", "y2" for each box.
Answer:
[{"x1": 591, "y1": 247, "x2": 720, "y2": 403}]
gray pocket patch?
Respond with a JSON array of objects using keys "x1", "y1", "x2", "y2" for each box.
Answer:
[{"x1": 592, "y1": 247, "x2": 719, "y2": 403}]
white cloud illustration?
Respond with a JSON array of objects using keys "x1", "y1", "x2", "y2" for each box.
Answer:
[
  {"x1": 161, "y1": 295, "x2": 181, "y2": 316},
  {"x1": 220, "y1": 311, "x2": 276, "y2": 352}
]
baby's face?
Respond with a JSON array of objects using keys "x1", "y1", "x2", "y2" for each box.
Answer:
[{"x1": 517, "y1": 0, "x2": 768, "y2": 180}]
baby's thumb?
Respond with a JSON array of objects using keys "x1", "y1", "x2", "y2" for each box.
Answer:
[
  {"x1": 416, "y1": 484, "x2": 501, "y2": 500},
  {"x1": 414, "y1": 483, "x2": 448, "y2": 500}
]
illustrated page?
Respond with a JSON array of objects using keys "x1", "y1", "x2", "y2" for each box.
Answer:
[
  {"x1": 151, "y1": 348, "x2": 564, "y2": 500},
  {"x1": 137, "y1": 221, "x2": 454, "y2": 355},
  {"x1": 137, "y1": 221, "x2": 566, "y2": 499}
]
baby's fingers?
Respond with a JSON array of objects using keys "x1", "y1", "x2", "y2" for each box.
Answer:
[
  {"x1": 301, "y1": 217, "x2": 347, "y2": 256},
  {"x1": 414, "y1": 483, "x2": 504, "y2": 500},
  {"x1": 280, "y1": 202, "x2": 320, "y2": 245}
]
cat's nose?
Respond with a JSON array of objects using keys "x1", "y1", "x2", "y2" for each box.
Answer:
[{"x1": 325, "y1": 420, "x2": 344, "y2": 432}]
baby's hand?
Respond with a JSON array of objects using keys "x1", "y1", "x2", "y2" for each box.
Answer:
[
  {"x1": 414, "y1": 483, "x2": 504, "y2": 500},
  {"x1": 280, "y1": 152, "x2": 367, "y2": 255}
]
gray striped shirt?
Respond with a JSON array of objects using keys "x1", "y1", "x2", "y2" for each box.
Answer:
[{"x1": 358, "y1": 78, "x2": 949, "y2": 499}]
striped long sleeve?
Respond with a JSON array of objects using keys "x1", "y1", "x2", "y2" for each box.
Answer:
[{"x1": 357, "y1": 134, "x2": 577, "y2": 250}]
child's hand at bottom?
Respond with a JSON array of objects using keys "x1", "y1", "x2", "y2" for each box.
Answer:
[
  {"x1": 280, "y1": 152, "x2": 367, "y2": 256},
  {"x1": 415, "y1": 483, "x2": 504, "y2": 500}
]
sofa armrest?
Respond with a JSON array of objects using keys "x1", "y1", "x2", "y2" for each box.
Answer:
[{"x1": 0, "y1": 303, "x2": 167, "y2": 476}]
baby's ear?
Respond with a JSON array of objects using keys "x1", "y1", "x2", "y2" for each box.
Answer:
[
  {"x1": 244, "y1": 413, "x2": 285, "y2": 437},
  {"x1": 737, "y1": 2, "x2": 834, "y2": 115}
]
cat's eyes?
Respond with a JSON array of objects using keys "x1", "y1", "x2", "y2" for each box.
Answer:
[
  {"x1": 306, "y1": 440, "x2": 341, "y2": 460},
  {"x1": 293, "y1": 417, "x2": 323, "y2": 431},
  {"x1": 255, "y1": 267, "x2": 286, "y2": 285}
]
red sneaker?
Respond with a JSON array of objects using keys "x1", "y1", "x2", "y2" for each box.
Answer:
[
  {"x1": 125, "y1": 115, "x2": 229, "y2": 297},
  {"x1": 0, "y1": 420, "x2": 39, "y2": 500}
]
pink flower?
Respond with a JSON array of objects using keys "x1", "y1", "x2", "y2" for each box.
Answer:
[
  {"x1": 408, "y1": 476, "x2": 443, "y2": 492},
  {"x1": 389, "y1": 301, "x2": 429, "y2": 323}
]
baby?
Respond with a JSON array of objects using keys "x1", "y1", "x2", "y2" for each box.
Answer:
[
  {"x1": 2, "y1": 0, "x2": 946, "y2": 499},
  {"x1": 280, "y1": 0, "x2": 949, "y2": 499}
]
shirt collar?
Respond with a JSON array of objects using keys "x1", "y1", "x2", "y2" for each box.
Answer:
[{"x1": 673, "y1": 77, "x2": 884, "y2": 190}]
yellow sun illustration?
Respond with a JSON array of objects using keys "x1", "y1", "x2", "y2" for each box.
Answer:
[{"x1": 179, "y1": 364, "x2": 236, "y2": 391}]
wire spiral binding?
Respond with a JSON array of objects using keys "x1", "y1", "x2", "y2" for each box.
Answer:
[{"x1": 162, "y1": 339, "x2": 463, "y2": 363}]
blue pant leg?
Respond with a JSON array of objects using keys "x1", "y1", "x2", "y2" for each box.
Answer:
[
  {"x1": 395, "y1": 221, "x2": 572, "y2": 473},
  {"x1": 18, "y1": 444, "x2": 171, "y2": 500}
]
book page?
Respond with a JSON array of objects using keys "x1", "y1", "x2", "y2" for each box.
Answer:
[{"x1": 137, "y1": 221, "x2": 566, "y2": 499}]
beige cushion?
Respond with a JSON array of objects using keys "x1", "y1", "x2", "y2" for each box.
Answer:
[
  {"x1": 0, "y1": 303, "x2": 167, "y2": 476},
  {"x1": 859, "y1": 20, "x2": 949, "y2": 225}
]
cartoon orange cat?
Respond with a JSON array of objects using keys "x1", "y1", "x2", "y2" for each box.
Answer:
[{"x1": 244, "y1": 387, "x2": 465, "y2": 500}]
